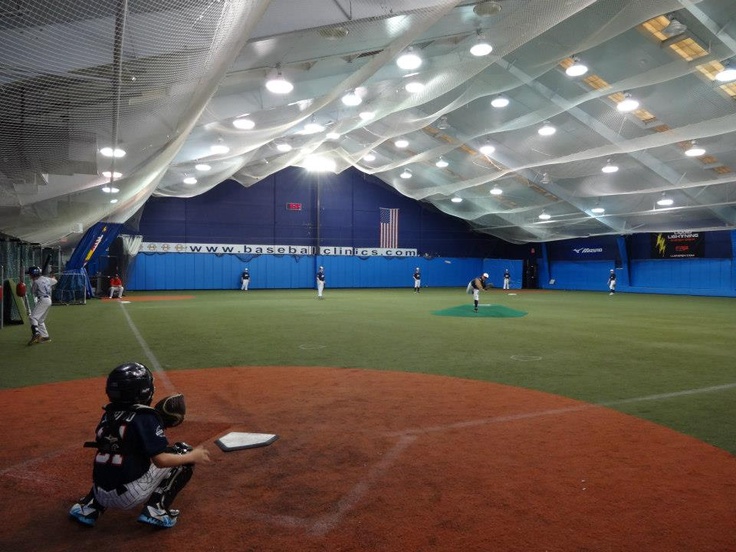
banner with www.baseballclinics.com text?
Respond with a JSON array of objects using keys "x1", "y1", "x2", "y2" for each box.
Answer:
[{"x1": 651, "y1": 232, "x2": 704, "y2": 258}]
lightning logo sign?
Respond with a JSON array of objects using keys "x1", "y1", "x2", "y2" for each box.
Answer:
[{"x1": 655, "y1": 233, "x2": 667, "y2": 257}]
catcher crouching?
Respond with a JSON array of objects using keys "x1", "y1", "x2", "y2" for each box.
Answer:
[{"x1": 69, "y1": 362, "x2": 211, "y2": 528}]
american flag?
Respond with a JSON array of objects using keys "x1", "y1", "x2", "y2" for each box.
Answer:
[{"x1": 379, "y1": 207, "x2": 399, "y2": 248}]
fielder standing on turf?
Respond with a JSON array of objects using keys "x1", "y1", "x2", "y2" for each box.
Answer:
[
  {"x1": 69, "y1": 362, "x2": 211, "y2": 529},
  {"x1": 241, "y1": 268, "x2": 250, "y2": 291},
  {"x1": 503, "y1": 269, "x2": 511, "y2": 290},
  {"x1": 413, "y1": 267, "x2": 421, "y2": 293},
  {"x1": 608, "y1": 269, "x2": 616, "y2": 295},
  {"x1": 467, "y1": 272, "x2": 489, "y2": 312},
  {"x1": 26, "y1": 266, "x2": 57, "y2": 345},
  {"x1": 316, "y1": 266, "x2": 326, "y2": 299}
]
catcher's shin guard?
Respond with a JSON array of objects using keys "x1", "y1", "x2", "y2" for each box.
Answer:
[{"x1": 147, "y1": 464, "x2": 194, "y2": 511}]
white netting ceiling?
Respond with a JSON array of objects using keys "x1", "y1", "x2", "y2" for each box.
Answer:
[{"x1": 1, "y1": 0, "x2": 735, "y2": 247}]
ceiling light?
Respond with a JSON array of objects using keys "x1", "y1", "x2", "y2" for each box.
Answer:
[
  {"x1": 341, "y1": 90, "x2": 362, "y2": 106},
  {"x1": 396, "y1": 48, "x2": 422, "y2": 70},
  {"x1": 479, "y1": 142, "x2": 495, "y2": 156},
  {"x1": 265, "y1": 67, "x2": 293, "y2": 94},
  {"x1": 404, "y1": 80, "x2": 425, "y2": 93},
  {"x1": 591, "y1": 206, "x2": 605, "y2": 214},
  {"x1": 540, "y1": 172, "x2": 551, "y2": 184},
  {"x1": 359, "y1": 110, "x2": 375, "y2": 121},
  {"x1": 451, "y1": 197, "x2": 462, "y2": 203},
  {"x1": 617, "y1": 93, "x2": 639, "y2": 112},
  {"x1": 303, "y1": 154, "x2": 336, "y2": 173},
  {"x1": 276, "y1": 142, "x2": 292, "y2": 152},
  {"x1": 110, "y1": 198, "x2": 119, "y2": 204},
  {"x1": 684, "y1": 141, "x2": 705, "y2": 157},
  {"x1": 657, "y1": 193, "x2": 674, "y2": 207},
  {"x1": 436, "y1": 158, "x2": 448, "y2": 168},
  {"x1": 303, "y1": 120, "x2": 325, "y2": 134},
  {"x1": 565, "y1": 56, "x2": 588, "y2": 77},
  {"x1": 232, "y1": 116, "x2": 255, "y2": 130},
  {"x1": 102, "y1": 171, "x2": 122, "y2": 179},
  {"x1": 538, "y1": 121, "x2": 556, "y2": 136},
  {"x1": 715, "y1": 61, "x2": 736, "y2": 82},
  {"x1": 394, "y1": 138, "x2": 409, "y2": 148},
  {"x1": 363, "y1": 152, "x2": 376, "y2": 162},
  {"x1": 210, "y1": 144, "x2": 229, "y2": 155},
  {"x1": 400, "y1": 168, "x2": 412, "y2": 179},
  {"x1": 470, "y1": 33, "x2": 493, "y2": 57},
  {"x1": 491, "y1": 95, "x2": 509, "y2": 108},
  {"x1": 101, "y1": 186, "x2": 119, "y2": 193},
  {"x1": 538, "y1": 211, "x2": 551, "y2": 220},
  {"x1": 100, "y1": 147, "x2": 126, "y2": 158},
  {"x1": 195, "y1": 163, "x2": 211, "y2": 171},
  {"x1": 490, "y1": 185, "x2": 503, "y2": 196},
  {"x1": 662, "y1": 15, "x2": 687, "y2": 37},
  {"x1": 326, "y1": 131, "x2": 340, "y2": 140},
  {"x1": 182, "y1": 176, "x2": 197, "y2": 185},
  {"x1": 601, "y1": 159, "x2": 619, "y2": 173},
  {"x1": 437, "y1": 116, "x2": 448, "y2": 130}
]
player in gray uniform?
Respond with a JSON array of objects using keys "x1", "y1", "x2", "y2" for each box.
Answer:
[{"x1": 26, "y1": 266, "x2": 57, "y2": 345}]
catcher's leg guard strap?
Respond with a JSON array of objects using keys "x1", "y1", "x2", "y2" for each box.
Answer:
[{"x1": 147, "y1": 464, "x2": 193, "y2": 510}]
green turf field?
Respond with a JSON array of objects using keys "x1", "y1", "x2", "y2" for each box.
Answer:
[{"x1": 2, "y1": 288, "x2": 735, "y2": 453}]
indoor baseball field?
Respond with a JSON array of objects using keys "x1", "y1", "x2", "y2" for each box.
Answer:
[{"x1": 1, "y1": 287, "x2": 734, "y2": 551}]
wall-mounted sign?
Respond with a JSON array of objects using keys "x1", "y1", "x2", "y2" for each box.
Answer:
[{"x1": 286, "y1": 203, "x2": 302, "y2": 211}]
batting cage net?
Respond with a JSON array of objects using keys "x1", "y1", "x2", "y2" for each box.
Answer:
[{"x1": 53, "y1": 269, "x2": 90, "y2": 306}]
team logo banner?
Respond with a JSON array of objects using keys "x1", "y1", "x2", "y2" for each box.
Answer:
[{"x1": 651, "y1": 232, "x2": 703, "y2": 258}]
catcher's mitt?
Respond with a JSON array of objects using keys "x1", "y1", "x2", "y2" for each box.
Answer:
[{"x1": 154, "y1": 393, "x2": 186, "y2": 427}]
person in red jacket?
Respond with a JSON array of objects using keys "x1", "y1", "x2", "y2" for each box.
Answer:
[{"x1": 109, "y1": 274, "x2": 124, "y2": 299}]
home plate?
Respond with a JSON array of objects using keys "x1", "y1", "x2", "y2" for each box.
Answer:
[{"x1": 215, "y1": 432, "x2": 279, "y2": 452}]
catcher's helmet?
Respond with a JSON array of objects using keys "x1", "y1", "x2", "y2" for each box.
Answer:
[
  {"x1": 26, "y1": 266, "x2": 42, "y2": 278},
  {"x1": 482, "y1": 273, "x2": 489, "y2": 279},
  {"x1": 106, "y1": 362, "x2": 155, "y2": 405}
]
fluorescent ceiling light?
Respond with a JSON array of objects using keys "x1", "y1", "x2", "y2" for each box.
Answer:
[
  {"x1": 394, "y1": 138, "x2": 409, "y2": 148},
  {"x1": 591, "y1": 205, "x2": 605, "y2": 214},
  {"x1": 359, "y1": 110, "x2": 375, "y2": 121},
  {"x1": 341, "y1": 90, "x2": 362, "y2": 106},
  {"x1": 210, "y1": 144, "x2": 229, "y2": 155},
  {"x1": 303, "y1": 120, "x2": 325, "y2": 134},
  {"x1": 303, "y1": 154, "x2": 336, "y2": 173},
  {"x1": 195, "y1": 163, "x2": 211, "y2": 171},
  {"x1": 183, "y1": 176, "x2": 197, "y2": 185},
  {"x1": 538, "y1": 121, "x2": 556, "y2": 136},
  {"x1": 565, "y1": 56, "x2": 588, "y2": 77},
  {"x1": 396, "y1": 48, "x2": 422, "y2": 70},
  {"x1": 400, "y1": 168, "x2": 412, "y2": 179},
  {"x1": 363, "y1": 152, "x2": 376, "y2": 162},
  {"x1": 102, "y1": 171, "x2": 122, "y2": 179},
  {"x1": 451, "y1": 197, "x2": 462, "y2": 203},
  {"x1": 276, "y1": 142, "x2": 292, "y2": 152},
  {"x1": 601, "y1": 160, "x2": 619, "y2": 173},
  {"x1": 101, "y1": 186, "x2": 119, "y2": 193},
  {"x1": 100, "y1": 147, "x2": 126, "y2": 158},
  {"x1": 715, "y1": 63, "x2": 736, "y2": 82},
  {"x1": 326, "y1": 131, "x2": 340, "y2": 140},
  {"x1": 657, "y1": 194, "x2": 674, "y2": 206},
  {"x1": 490, "y1": 185, "x2": 502, "y2": 196},
  {"x1": 435, "y1": 158, "x2": 448, "y2": 168},
  {"x1": 110, "y1": 198, "x2": 119, "y2": 204},
  {"x1": 265, "y1": 68, "x2": 293, "y2": 94},
  {"x1": 470, "y1": 34, "x2": 493, "y2": 57},
  {"x1": 479, "y1": 142, "x2": 495, "y2": 156},
  {"x1": 404, "y1": 80, "x2": 425, "y2": 93},
  {"x1": 232, "y1": 117, "x2": 255, "y2": 130},
  {"x1": 538, "y1": 211, "x2": 551, "y2": 220},
  {"x1": 684, "y1": 141, "x2": 705, "y2": 157},
  {"x1": 617, "y1": 93, "x2": 639, "y2": 112},
  {"x1": 491, "y1": 95, "x2": 509, "y2": 108}
]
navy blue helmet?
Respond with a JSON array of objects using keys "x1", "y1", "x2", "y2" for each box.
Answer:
[{"x1": 106, "y1": 362, "x2": 155, "y2": 406}]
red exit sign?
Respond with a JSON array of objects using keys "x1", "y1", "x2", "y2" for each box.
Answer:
[{"x1": 286, "y1": 203, "x2": 302, "y2": 211}]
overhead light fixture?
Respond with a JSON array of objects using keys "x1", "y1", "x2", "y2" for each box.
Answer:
[
  {"x1": 303, "y1": 154, "x2": 336, "y2": 173},
  {"x1": 232, "y1": 116, "x2": 255, "y2": 130},
  {"x1": 404, "y1": 80, "x2": 425, "y2": 94},
  {"x1": 363, "y1": 152, "x2": 376, "y2": 162},
  {"x1": 394, "y1": 138, "x2": 409, "y2": 148},
  {"x1": 435, "y1": 157, "x2": 448, "y2": 168},
  {"x1": 101, "y1": 185, "x2": 120, "y2": 194},
  {"x1": 302, "y1": 118, "x2": 325, "y2": 134},
  {"x1": 684, "y1": 140, "x2": 705, "y2": 157},
  {"x1": 100, "y1": 147, "x2": 126, "y2": 158},
  {"x1": 396, "y1": 47, "x2": 422, "y2": 70},
  {"x1": 341, "y1": 90, "x2": 362, "y2": 106},
  {"x1": 591, "y1": 201, "x2": 605, "y2": 214},
  {"x1": 451, "y1": 197, "x2": 463, "y2": 203},
  {"x1": 265, "y1": 66, "x2": 293, "y2": 94},
  {"x1": 437, "y1": 116, "x2": 448, "y2": 130},
  {"x1": 195, "y1": 163, "x2": 211, "y2": 171},
  {"x1": 657, "y1": 193, "x2": 674, "y2": 207},
  {"x1": 210, "y1": 143, "x2": 230, "y2": 155},
  {"x1": 565, "y1": 56, "x2": 588, "y2": 77},
  {"x1": 479, "y1": 142, "x2": 495, "y2": 156},
  {"x1": 617, "y1": 92, "x2": 639, "y2": 112},
  {"x1": 540, "y1": 172, "x2": 551, "y2": 184},
  {"x1": 276, "y1": 142, "x2": 292, "y2": 152},
  {"x1": 662, "y1": 15, "x2": 687, "y2": 37},
  {"x1": 400, "y1": 168, "x2": 413, "y2": 179},
  {"x1": 490, "y1": 185, "x2": 503, "y2": 196},
  {"x1": 538, "y1": 211, "x2": 551, "y2": 220},
  {"x1": 102, "y1": 170, "x2": 122, "y2": 179},
  {"x1": 601, "y1": 159, "x2": 619, "y2": 173},
  {"x1": 538, "y1": 121, "x2": 556, "y2": 136},
  {"x1": 491, "y1": 95, "x2": 509, "y2": 108},
  {"x1": 469, "y1": 31, "x2": 493, "y2": 57},
  {"x1": 326, "y1": 131, "x2": 341, "y2": 140},
  {"x1": 110, "y1": 198, "x2": 119, "y2": 204},
  {"x1": 715, "y1": 61, "x2": 736, "y2": 82},
  {"x1": 359, "y1": 110, "x2": 376, "y2": 121},
  {"x1": 183, "y1": 176, "x2": 197, "y2": 185}
]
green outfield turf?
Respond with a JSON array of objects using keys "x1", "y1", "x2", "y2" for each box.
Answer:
[{"x1": 2, "y1": 287, "x2": 735, "y2": 453}]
